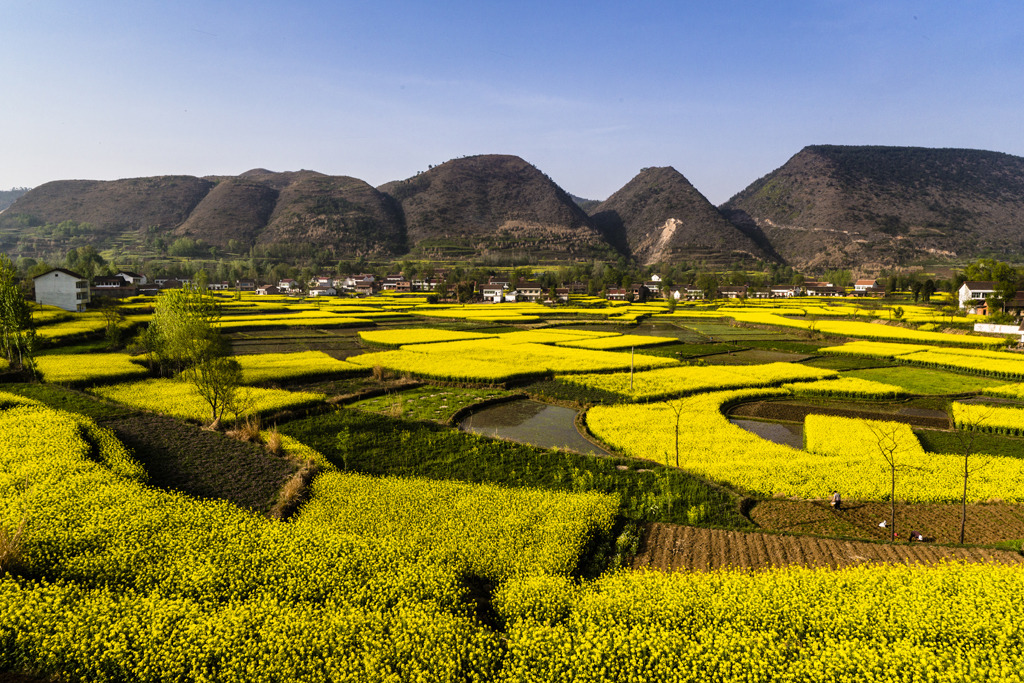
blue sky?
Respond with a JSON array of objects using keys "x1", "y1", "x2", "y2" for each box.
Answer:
[{"x1": 3, "y1": 1, "x2": 1023, "y2": 204}]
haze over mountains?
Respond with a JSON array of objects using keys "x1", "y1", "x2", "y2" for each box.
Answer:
[{"x1": 3, "y1": 146, "x2": 1024, "y2": 271}]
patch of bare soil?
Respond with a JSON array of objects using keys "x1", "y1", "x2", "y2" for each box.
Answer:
[
  {"x1": 751, "y1": 499, "x2": 1024, "y2": 545},
  {"x1": 727, "y1": 400, "x2": 950, "y2": 429},
  {"x1": 632, "y1": 523, "x2": 1024, "y2": 572}
]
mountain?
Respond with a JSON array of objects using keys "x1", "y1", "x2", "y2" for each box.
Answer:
[
  {"x1": 5, "y1": 176, "x2": 213, "y2": 230},
  {"x1": 377, "y1": 155, "x2": 611, "y2": 259},
  {"x1": 722, "y1": 145, "x2": 1024, "y2": 271},
  {"x1": 259, "y1": 173, "x2": 405, "y2": 256},
  {"x1": 1, "y1": 171, "x2": 408, "y2": 259},
  {"x1": 0, "y1": 187, "x2": 31, "y2": 212},
  {"x1": 173, "y1": 176, "x2": 280, "y2": 247},
  {"x1": 590, "y1": 166, "x2": 775, "y2": 266}
]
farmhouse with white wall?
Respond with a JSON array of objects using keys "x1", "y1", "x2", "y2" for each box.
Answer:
[{"x1": 33, "y1": 268, "x2": 90, "y2": 312}]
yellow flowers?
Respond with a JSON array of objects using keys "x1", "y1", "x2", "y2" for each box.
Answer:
[
  {"x1": 89, "y1": 379, "x2": 326, "y2": 424},
  {"x1": 33, "y1": 353, "x2": 150, "y2": 385},
  {"x1": 0, "y1": 394, "x2": 618, "y2": 682},
  {"x1": 587, "y1": 389, "x2": 1024, "y2": 502},
  {"x1": 563, "y1": 363, "x2": 836, "y2": 401},
  {"x1": 235, "y1": 351, "x2": 364, "y2": 384},
  {"x1": 952, "y1": 402, "x2": 1024, "y2": 436},
  {"x1": 723, "y1": 312, "x2": 1002, "y2": 346},
  {"x1": 348, "y1": 333, "x2": 678, "y2": 383},
  {"x1": 498, "y1": 563, "x2": 1024, "y2": 682},
  {"x1": 554, "y1": 333, "x2": 676, "y2": 350},
  {"x1": 359, "y1": 328, "x2": 498, "y2": 347},
  {"x1": 824, "y1": 341, "x2": 1024, "y2": 379}
]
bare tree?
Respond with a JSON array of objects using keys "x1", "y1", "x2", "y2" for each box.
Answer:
[
  {"x1": 949, "y1": 404, "x2": 995, "y2": 544},
  {"x1": 868, "y1": 421, "x2": 908, "y2": 543},
  {"x1": 666, "y1": 399, "x2": 686, "y2": 468}
]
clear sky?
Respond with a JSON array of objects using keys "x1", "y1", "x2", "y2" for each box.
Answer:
[{"x1": 3, "y1": 1, "x2": 1023, "y2": 205}]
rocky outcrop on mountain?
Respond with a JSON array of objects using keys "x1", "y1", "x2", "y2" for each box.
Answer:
[{"x1": 591, "y1": 167, "x2": 773, "y2": 265}]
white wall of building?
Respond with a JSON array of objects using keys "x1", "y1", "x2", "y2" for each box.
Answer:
[{"x1": 34, "y1": 270, "x2": 90, "y2": 312}]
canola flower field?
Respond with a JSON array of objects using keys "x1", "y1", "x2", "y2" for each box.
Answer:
[
  {"x1": 588, "y1": 388, "x2": 1024, "y2": 502},
  {"x1": 235, "y1": 351, "x2": 365, "y2": 384},
  {"x1": 89, "y1": 378, "x2": 326, "y2": 424},
  {"x1": 561, "y1": 362, "x2": 837, "y2": 401},
  {"x1": 6, "y1": 390, "x2": 1024, "y2": 681},
  {"x1": 6, "y1": 289, "x2": 1024, "y2": 681}
]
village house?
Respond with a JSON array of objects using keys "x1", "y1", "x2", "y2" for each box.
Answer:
[
  {"x1": 90, "y1": 274, "x2": 136, "y2": 299},
  {"x1": 236, "y1": 279, "x2": 257, "y2": 291},
  {"x1": 718, "y1": 285, "x2": 749, "y2": 300},
  {"x1": 354, "y1": 279, "x2": 378, "y2": 296},
  {"x1": 33, "y1": 268, "x2": 90, "y2": 312},
  {"x1": 958, "y1": 281, "x2": 998, "y2": 310},
  {"x1": 516, "y1": 281, "x2": 544, "y2": 302},
  {"x1": 808, "y1": 284, "x2": 845, "y2": 297},
  {"x1": 630, "y1": 283, "x2": 651, "y2": 302},
  {"x1": 1005, "y1": 292, "x2": 1024, "y2": 320},
  {"x1": 116, "y1": 270, "x2": 147, "y2": 285},
  {"x1": 206, "y1": 282, "x2": 231, "y2": 291},
  {"x1": 256, "y1": 285, "x2": 280, "y2": 295},
  {"x1": 487, "y1": 277, "x2": 512, "y2": 289},
  {"x1": 684, "y1": 285, "x2": 704, "y2": 301},
  {"x1": 481, "y1": 285, "x2": 504, "y2": 303},
  {"x1": 606, "y1": 288, "x2": 629, "y2": 301},
  {"x1": 770, "y1": 285, "x2": 798, "y2": 298},
  {"x1": 854, "y1": 279, "x2": 877, "y2": 292}
]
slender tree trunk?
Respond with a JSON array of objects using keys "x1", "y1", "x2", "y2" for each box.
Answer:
[
  {"x1": 622, "y1": 350, "x2": 630, "y2": 393},
  {"x1": 675, "y1": 407, "x2": 682, "y2": 468},
  {"x1": 890, "y1": 465, "x2": 896, "y2": 544},
  {"x1": 960, "y1": 454, "x2": 969, "y2": 544}
]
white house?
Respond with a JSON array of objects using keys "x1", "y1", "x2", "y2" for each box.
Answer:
[
  {"x1": 481, "y1": 285, "x2": 504, "y2": 303},
  {"x1": 34, "y1": 268, "x2": 90, "y2": 312},
  {"x1": 718, "y1": 285, "x2": 748, "y2": 300},
  {"x1": 854, "y1": 279, "x2": 877, "y2": 292},
  {"x1": 684, "y1": 285, "x2": 704, "y2": 301},
  {"x1": 308, "y1": 286, "x2": 337, "y2": 297},
  {"x1": 117, "y1": 270, "x2": 147, "y2": 285},
  {"x1": 958, "y1": 281, "x2": 998, "y2": 309},
  {"x1": 516, "y1": 282, "x2": 544, "y2": 302}
]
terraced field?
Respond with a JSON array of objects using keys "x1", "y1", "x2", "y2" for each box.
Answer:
[{"x1": 633, "y1": 524, "x2": 1024, "y2": 571}]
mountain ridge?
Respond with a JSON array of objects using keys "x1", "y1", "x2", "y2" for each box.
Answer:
[{"x1": 4, "y1": 145, "x2": 1024, "y2": 269}]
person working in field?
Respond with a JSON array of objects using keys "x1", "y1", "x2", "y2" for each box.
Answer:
[{"x1": 830, "y1": 490, "x2": 841, "y2": 510}]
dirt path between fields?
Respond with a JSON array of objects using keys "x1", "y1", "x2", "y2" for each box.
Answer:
[{"x1": 632, "y1": 523, "x2": 1024, "y2": 572}]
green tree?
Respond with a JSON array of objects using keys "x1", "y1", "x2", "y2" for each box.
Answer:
[
  {"x1": 188, "y1": 356, "x2": 242, "y2": 429},
  {"x1": 65, "y1": 246, "x2": 106, "y2": 280},
  {"x1": 695, "y1": 272, "x2": 718, "y2": 300},
  {"x1": 0, "y1": 255, "x2": 35, "y2": 374},
  {"x1": 143, "y1": 284, "x2": 238, "y2": 427}
]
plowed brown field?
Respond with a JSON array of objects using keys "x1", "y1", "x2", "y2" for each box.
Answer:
[{"x1": 632, "y1": 523, "x2": 1024, "y2": 572}]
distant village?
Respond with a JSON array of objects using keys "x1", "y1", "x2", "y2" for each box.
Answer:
[{"x1": 31, "y1": 266, "x2": 915, "y2": 311}]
